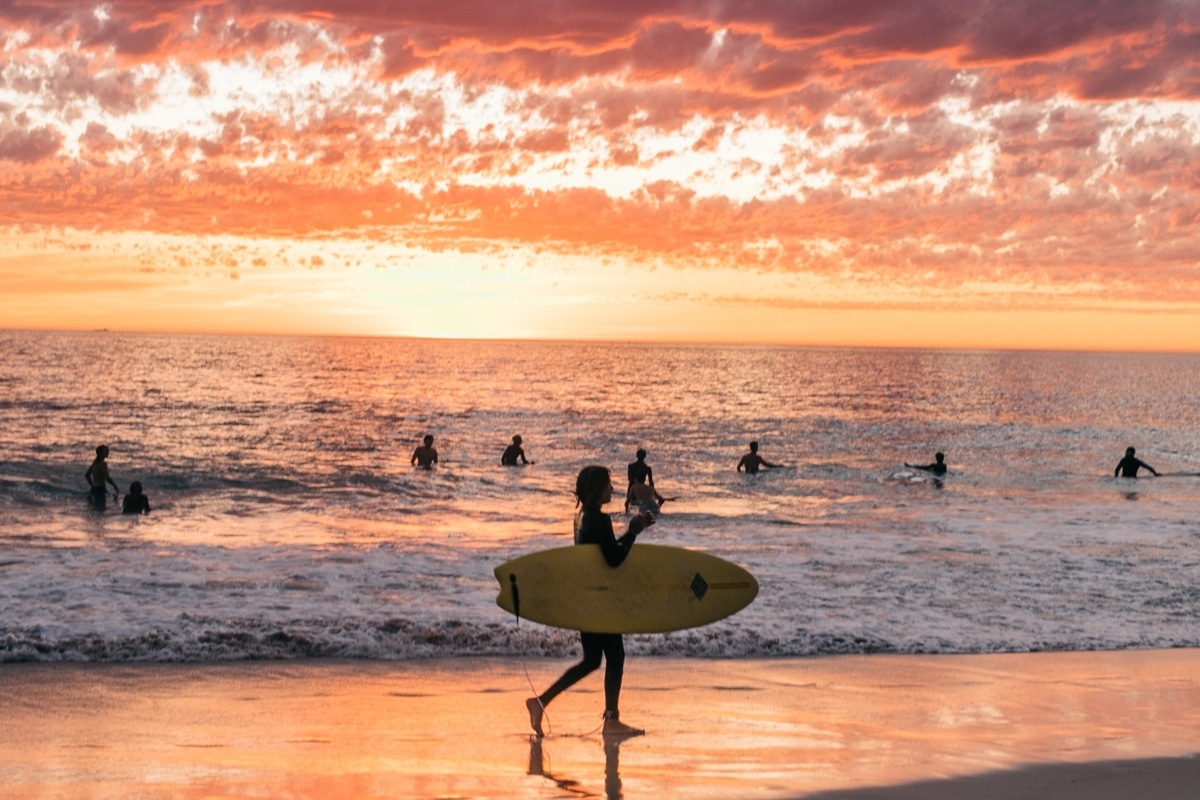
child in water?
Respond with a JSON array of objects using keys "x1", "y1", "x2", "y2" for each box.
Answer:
[{"x1": 122, "y1": 481, "x2": 151, "y2": 515}]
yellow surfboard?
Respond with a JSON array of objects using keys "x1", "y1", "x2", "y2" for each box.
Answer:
[{"x1": 494, "y1": 544, "x2": 758, "y2": 634}]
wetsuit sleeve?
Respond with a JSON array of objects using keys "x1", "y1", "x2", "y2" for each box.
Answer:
[{"x1": 578, "y1": 508, "x2": 636, "y2": 567}]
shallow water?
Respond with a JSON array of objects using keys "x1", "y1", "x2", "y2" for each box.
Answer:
[{"x1": 2, "y1": 330, "x2": 1199, "y2": 661}]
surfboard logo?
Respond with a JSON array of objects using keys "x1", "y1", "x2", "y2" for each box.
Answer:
[{"x1": 691, "y1": 572, "x2": 709, "y2": 600}]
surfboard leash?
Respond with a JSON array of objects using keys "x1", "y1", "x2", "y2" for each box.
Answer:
[{"x1": 510, "y1": 573, "x2": 554, "y2": 738}]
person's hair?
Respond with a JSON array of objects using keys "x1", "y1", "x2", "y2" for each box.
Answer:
[
  {"x1": 935, "y1": 452, "x2": 944, "y2": 461},
  {"x1": 423, "y1": 435, "x2": 434, "y2": 445},
  {"x1": 129, "y1": 481, "x2": 143, "y2": 495},
  {"x1": 749, "y1": 441, "x2": 758, "y2": 451},
  {"x1": 1126, "y1": 446, "x2": 1136, "y2": 456},
  {"x1": 574, "y1": 465, "x2": 611, "y2": 508},
  {"x1": 96, "y1": 445, "x2": 108, "y2": 456},
  {"x1": 636, "y1": 448, "x2": 646, "y2": 460}
]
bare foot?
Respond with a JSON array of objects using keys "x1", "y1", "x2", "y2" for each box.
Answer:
[
  {"x1": 526, "y1": 697, "x2": 544, "y2": 737},
  {"x1": 602, "y1": 717, "x2": 644, "y2": 739}
]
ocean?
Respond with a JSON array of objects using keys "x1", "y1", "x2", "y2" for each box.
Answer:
[{"x1": 2, "y1": 329, "x2": 1199, "y2": 662}]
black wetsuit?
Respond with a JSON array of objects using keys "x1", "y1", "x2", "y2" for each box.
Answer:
[
  {"x1": 501, "y1": 444, "x2": 526, "y2": 465},
  {"x1": 122, "y1": 494, "x2": 151, "y2": 514},
  {"x1": 1115, "y1": 456, "x2": 1155, "y2": 478},
  {"x1": 536, "y1": 505, "x2": 638, "y2": 710}
]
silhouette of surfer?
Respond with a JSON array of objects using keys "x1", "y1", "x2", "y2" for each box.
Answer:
[
  {"x1": 905, "y1": 452, "x2": 947, "y2": 476},
  {"x1": 624, "y1": 449, "x2": 655, "y2": 511},
  {"x1": 526, "y1": 465, "x2": 654, "y2": 739},
  {"x1": 1115, "y1": 446, "x2": 1157, "y2": 478},
  {"x1": 121, "y1": 481, "x2": 151, "y2": 515},
  {"x1": 84, "y1": 445, "x2": 119, "y2": 509},
  {"x1": 737, "y1": 441, "x2": 783, "y2": 473},
  {"x1": 501, "y1": 435, "x2": 532, "y2": 466},
  {"x1": 410, "y1": 434, "x2": 438, "y2": 469}
]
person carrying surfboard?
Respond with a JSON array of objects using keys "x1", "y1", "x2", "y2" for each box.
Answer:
[{"x1": 526, "y1": 465, "x2": 655, "y2": 739}]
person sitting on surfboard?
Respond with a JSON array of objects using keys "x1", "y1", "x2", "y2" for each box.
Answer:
[
  {"x1": 1115, "y1": 446, "x2": 1158, "y2": 478},
  {"x1": 905, "y1": 452, "x2": 947, "y2": 476},
  {"x1": 737, "y1": 441, "x2": 783, "y2": 473},
  {"x1": 526, "y1": 465, "x2": 655, "y2": 739},
  {"x1": 501, "y1": 435, "x2": 533, "y2": 466},
  {"x1": 410, "y1": 434, "x2": 438, "y2": 469}
]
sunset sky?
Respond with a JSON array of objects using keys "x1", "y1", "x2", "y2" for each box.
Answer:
[{"x1": 2, "y1": 1, "x2": 1199, "y2": 350}]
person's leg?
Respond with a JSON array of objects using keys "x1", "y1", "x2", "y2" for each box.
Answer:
[
  {"x1": 599, "y1": 635, "x2": 643, "y2": 738},
  {"x1": 600, "y1": 634, "x2": 624, "y2": 715},
  {"x1": 527, "y1": 632, "x2": 603, "y2": 736}
]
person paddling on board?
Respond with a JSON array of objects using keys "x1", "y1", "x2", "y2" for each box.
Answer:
[
  {"x1": 1115, "y1": 446, "x2": 1158, "y2": 478},
  {"x1": 526, "y1": 465, "x2": 655, "y2": 739},
  {"x1": 501, "y1": 435, "x2": 533, "y2": 466},
  {"x1": 411, "y1": 434, "x2": 438, "y2": 469},
  {"x1": 737, "y1": 441, "x2": 783, "y2": 473},
  {"x1": 905, "y1": 452, "x2": 947, "y2": 476}
]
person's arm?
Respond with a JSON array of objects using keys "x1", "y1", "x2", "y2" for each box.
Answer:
[
  {"x1": 586, "y1": 511, "x2": 652, "y2": 567},
  {"x1": 737, "y1": 456, "x2": 746, "y2": 473},
  {"x1": 411, "y1": 449, "x2": 419, "y2": 466},
  {"x1": 1143, "y1": 460, "x2": 1158, "y2": 476}
]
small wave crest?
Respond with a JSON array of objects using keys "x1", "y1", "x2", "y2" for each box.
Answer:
[{"x1": 4, "y1": 618, "x2": 1195, "y2": 663}]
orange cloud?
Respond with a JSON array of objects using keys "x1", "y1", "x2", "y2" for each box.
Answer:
[{"x1": 3, "y1": 1, "x2": 1200, "y2": 345}]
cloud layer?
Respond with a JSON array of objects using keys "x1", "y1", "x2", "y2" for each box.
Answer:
[{"x1": 3, "y1": 0, "x2": 1200, "y2": 314}]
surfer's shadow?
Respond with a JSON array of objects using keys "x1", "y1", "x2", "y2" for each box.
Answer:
[{"x1": 528, "y1": 735, "x2": 625, "y2": 799}]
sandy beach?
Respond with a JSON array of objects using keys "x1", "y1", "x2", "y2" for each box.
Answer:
[{"x1": 3, "y1": 649, "x2": 1200, "y2": 798}]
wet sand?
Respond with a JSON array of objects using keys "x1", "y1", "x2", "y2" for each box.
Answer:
[{"x1": 3, "y1": 649, "x2": 1200, "y2": 798}]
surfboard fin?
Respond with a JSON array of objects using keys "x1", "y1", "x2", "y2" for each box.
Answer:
[{"x1": 509, "y1": 574, "x2": 521, "y2": 622}]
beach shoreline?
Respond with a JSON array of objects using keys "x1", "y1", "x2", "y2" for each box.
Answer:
[{"x1": 4, "y1": 648, "x2": 1200, "y2": 798}]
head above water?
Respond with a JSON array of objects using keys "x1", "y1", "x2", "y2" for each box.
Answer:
[
  {"x1": 574, "y1": 465, "x2": 612, "y2": 508},
  {"x1": 935, "y1": 452, "x2": 945, "y2": 463},
  {"x1": 129, "y1": 481, "x2": 143, "y2": 495},
  {"x1": 1126, "y1": 446, "x2": 1136, "y2": 457},
  {"x1": 749, "y1": 441, "x2": 759, "y2": 452},
  {"x1": 513, "y1": 435, "x2": 522, "y2": 445},
  {"x1": 636, "y1": 448, "x2": 647, "y2": 460},
  {"x1": 423, "y1": 435, "x2": 434, "y2": 446},
  {"x1": 95, "y1": 445, "x2": 109, "y2": 458}
]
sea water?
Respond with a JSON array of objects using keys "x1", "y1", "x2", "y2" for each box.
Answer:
[{"x1": 2, "y1": 330, "x2": 1199, "y2": 662}]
